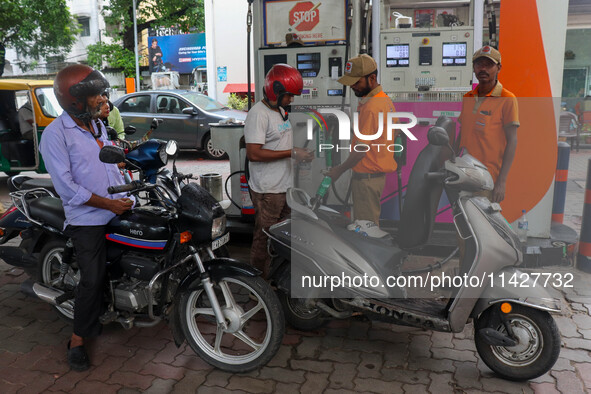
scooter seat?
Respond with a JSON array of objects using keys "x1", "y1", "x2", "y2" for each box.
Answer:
[
  {"x1": 28, "y1": 196, "x2": 65, "y2": 230},
  {"x1": 314, "y1": 209, "x2": 406, "y2": 273},
  {"x1": 21, "y1": 178, "x2": 57, "y2": 196},
  {"x1": 331, "y1": 225, "x2": 406, "y2": 274}
]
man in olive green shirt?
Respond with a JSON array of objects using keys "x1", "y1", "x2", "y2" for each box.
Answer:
[{"x1": 108, "y1": 104, "x2": 125, "y2": 139}]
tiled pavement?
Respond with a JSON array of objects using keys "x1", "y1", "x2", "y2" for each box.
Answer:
[
  {"x1": 4, "y1": 262, "x2": 591, "y2": 394},
  {"x1": 1, "y1": 150, "x2": 591, "y2": 393}
]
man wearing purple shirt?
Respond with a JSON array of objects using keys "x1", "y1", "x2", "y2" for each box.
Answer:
[{"x1": 39, "y1": 65, "x2": 133, "y2": 371}]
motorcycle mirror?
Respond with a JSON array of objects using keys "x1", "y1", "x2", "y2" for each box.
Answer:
[
  {"x1": 99, "y1": 145, "x2": 126, "y2": 164},
  {"x1": 105, "y1": 126, "x2": 118, "y2": 141},
  {"x1": 427, "y1": 126, "x2": 449, "y2": 146},
  {"x1": 151, "y1": 118, "x2": 163, "y2": 130},
  {"x1": 124, "y1": 125, "x2": 136, "y2": 136},
  {"x1": 165, "y1": 140, "x2": 178, "y2": 157}
]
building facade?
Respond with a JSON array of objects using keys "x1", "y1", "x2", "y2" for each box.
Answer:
[{"x1": 3, "y1": 0, "x2": 111, "y2": 77}]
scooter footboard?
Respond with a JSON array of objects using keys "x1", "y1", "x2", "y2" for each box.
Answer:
[{"x1": 470, "y1": 267, "x2": 563, "y2": 319}]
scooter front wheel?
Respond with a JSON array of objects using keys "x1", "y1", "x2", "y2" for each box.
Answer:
[
  {"x1": 178, "y1": 275, "x2": 285, "y2": 373},
  {"x1": 475, "y1": 304, "x2": 560, "y2": 381}
]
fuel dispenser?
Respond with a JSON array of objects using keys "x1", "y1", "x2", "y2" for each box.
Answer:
[
  {"x1": 212, "y1": 0, "x2": 363, "y2": 228},
  {"x1": 374, "y1": 0, "x2": 576, "y2": 261},
  {"x1": 213, "y1": 0, "x2": 575, "y2": 262},
  {"x1": 380, "y1": 29, "x2": 474, "y2": 93},
  {"x1": 252, "y1": 0, "x2": 477, "y2": 224},
  {"x1": 376, "y1": 1, "x2": 475, "y2": 224},
  {"x1": 218, "y1": 0, "x2": 477, "y2": 228}
]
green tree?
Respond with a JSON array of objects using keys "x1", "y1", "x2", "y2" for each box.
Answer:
[
  {"x1": 226, "y1": 94, "x2": 249, "y2": 111},
  {"x1": 0, "y1": 0, "x2": 79, "y2": 71},
  {"x1": 87, "y1": 43, "x2": 136, "y2": 78},
  {"x1": 88, "y1": 0, "x2": 204, "y2": 77}
]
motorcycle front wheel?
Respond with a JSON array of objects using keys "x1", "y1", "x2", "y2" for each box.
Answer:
[
  {"x1": 178, "y1": 275, "x2": 285, "y2": 373},
  {"x1": 474, "y1": 304, "x2": 560, "y2": 381}
]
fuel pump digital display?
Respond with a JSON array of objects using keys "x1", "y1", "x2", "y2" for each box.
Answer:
[
  {"x1": 327, "y1": 89, "x2": 343, "y2": 96},
  {"x1": 386, "y1": 44, "x2": 410, "y2": 67},
  {"x1": 442, "y1": 42, "x2": 467, "y2": 66},
  {"x1": 297, "y1": 53, "x2": 321, "y2": 77}
]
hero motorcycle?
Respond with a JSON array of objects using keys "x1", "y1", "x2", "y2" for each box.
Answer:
[{"x1": 1, "y1": 137, "x2": 284, "y2": 372}]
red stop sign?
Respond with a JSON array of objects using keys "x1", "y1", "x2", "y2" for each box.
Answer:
[{"x1": 289, "y1": 2, "x2": 320, "y2": 32}]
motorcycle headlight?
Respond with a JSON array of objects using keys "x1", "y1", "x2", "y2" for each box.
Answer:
[{"x1": 212, "y1": 215, "x2": 227, "y2": 239}]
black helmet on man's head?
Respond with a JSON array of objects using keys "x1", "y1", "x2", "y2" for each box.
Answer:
[{"x1": 54, "y1": 64, "x2": 109, "y2": 120}]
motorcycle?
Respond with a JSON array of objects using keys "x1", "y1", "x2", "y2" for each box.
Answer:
[
  {"x1": 266, "y1": 117, "x2": 562, "y2": 381},
  {"x1": 1, "y1": 134, "x2": 285, "y2": 372}
]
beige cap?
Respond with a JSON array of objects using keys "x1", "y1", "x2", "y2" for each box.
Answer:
[
  {"x1": 338, "y1": 54, "x2": 377, "y2": 86},
  {"x1": 472, "y1": 45, "x2": 501, "y2": 64},
  {"x1": 285, "y1": 33, "x2": 304, "y2": 47}
]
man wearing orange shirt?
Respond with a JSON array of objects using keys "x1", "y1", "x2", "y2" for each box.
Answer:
[
  {"x1": 327, "y1": 54, "x2": 397, "y2": 225},
  {"x1": 457, "y1": 46, "x2": 519, "y2": 203}
]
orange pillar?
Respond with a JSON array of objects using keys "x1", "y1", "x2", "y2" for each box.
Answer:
[
  {"x1": 497, "y1": 0, "x2": 558, "y2": 223},
  {"x1": 125, "y1": 78, "x2": 136, "y2": 94}
]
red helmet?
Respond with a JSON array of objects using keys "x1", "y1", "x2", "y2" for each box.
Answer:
[
  {"x1": 263, "y1": 64, "x2": 303, "y2": 102},
  {"x1": 54, "y1": 64, "x2": 110, "y2": 116}
]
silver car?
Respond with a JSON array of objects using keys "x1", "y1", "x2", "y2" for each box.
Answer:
[{"x1": 113, "y1": 90, "x2": 246, "y2": 159}]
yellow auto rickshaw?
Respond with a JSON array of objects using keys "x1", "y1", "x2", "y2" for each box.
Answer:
[{"x1": 0, "y1": 79, "x2": 62, "y2": 175}]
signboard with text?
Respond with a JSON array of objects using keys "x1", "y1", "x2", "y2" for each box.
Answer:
[
  {"x1": 147, "y1": 32, "x2": 206, "y2": 74},
  {"x1": 263, "y1": 0, "x2": 347, "y2": 45},
  {"x1": 217, "y1": 66, "x2": 227, "y2": 82}
]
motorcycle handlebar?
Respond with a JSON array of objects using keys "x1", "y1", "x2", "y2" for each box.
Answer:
[{"x1": 108, "y1": 180, "x2": 143, "y2": 194}]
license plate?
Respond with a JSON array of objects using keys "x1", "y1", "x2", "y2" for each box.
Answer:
[{"x1": 212, "y1": 233, "x2": 230, "y2": 250}]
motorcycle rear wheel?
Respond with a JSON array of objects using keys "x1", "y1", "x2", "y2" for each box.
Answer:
[
  {"x1": 474, "y1": 304, "x2": 560, "y2": 381},
  {"x1": 179, "y1": 275, "x2": 285, "y2": 372},
  {"x1": 38, "y1": 240, "x2": 78, "y2": 322}
]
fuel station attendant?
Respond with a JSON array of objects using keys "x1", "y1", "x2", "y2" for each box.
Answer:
[
  {"x1": 327, "y1": 54, "x2": 397, "y2": 225},
  {"x1": 457, "y1": 46, "x2": 519, "y2": 203}
]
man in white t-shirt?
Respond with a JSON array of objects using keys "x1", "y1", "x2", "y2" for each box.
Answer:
[{"x1": 244, "y1": 64, "x2": 313, "y2": 278}]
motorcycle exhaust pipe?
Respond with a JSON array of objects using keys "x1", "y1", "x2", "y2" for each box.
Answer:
[{"x1": 20, "y1": 279, "x2": 65, "y2": 306}]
